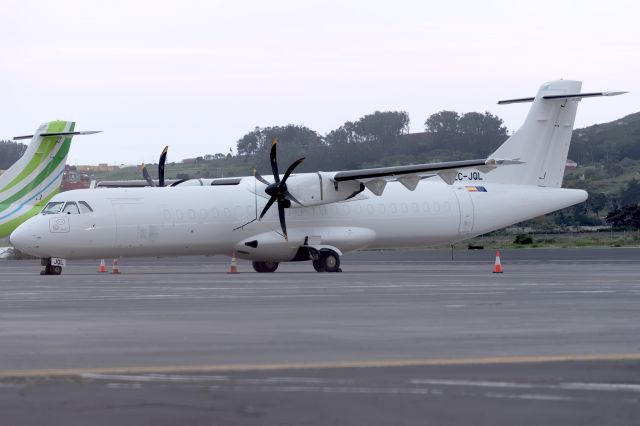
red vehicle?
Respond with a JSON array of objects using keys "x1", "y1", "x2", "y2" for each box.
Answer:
[{"x1": 60, "y1": 165, "x2": 91, "y2": 192}]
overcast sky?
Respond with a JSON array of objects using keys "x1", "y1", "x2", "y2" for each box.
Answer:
[{"x1": 1, "y1": 0, "x2": 638, "y2": 165}]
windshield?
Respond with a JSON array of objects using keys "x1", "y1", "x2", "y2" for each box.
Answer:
[
  {"x1": 79, "y1": 201, "x2": 93, "y2": 213},
  {"x1": 62, "y1": 202, "x2": 80, "y2": 215},
  {"x1": 42, "y1": 202, "x2": 64, "y2": 214}
]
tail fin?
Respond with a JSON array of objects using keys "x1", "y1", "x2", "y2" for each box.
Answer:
[
  {"x1": 484, "y1": 80, "x2": 624, "y2": 187},
  {"x1": 0, "y1": 121, "x2": 79, "y2": 237}
]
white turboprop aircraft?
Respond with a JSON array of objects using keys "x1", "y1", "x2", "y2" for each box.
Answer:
[{"x1": 10, "y1": 80, "x2": 625, "y2": 275}]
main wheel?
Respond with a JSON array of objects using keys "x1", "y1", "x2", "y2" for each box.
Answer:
[
  {"x1": 314, "y1": 250, "x2": 341, "y2": 273},
  {"x1": 252, "y1": 261, "x2": 279, "y2": 273},
  {"x1": 51, "y1": 265, "x2": 62, "y2": 275},
  {"x1": 312, "y1": 258, "x2": 325, "y2": 272}
]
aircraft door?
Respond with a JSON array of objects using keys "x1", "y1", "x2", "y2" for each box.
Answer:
[{"x1": 452, "y1": 186, "x2": 474, "y2": 235}]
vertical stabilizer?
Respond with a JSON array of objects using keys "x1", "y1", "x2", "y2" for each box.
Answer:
[
  {"x1": 0, "y1": 121, "x2": 75, "y2": 237},
  {"x1": 485, "y1": 80, "x2": 582, "y2": 187}
]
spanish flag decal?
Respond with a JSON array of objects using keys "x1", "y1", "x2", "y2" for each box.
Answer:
[{"x1": 465, "y1": 186, "x2": 487, "y2": 192}]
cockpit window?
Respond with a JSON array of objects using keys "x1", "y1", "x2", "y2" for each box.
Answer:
[
  {"x1": 42, "y1": 202, "x2": 64, "y2": 214},
  {"x1": 79, "y1": 201, "x2": 93, "y2": 214},
  {"x1": 62, "y1": 202, "x2": 80, "y2": 215}
]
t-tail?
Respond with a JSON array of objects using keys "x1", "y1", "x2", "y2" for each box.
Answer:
[
  {"x1": 484, "y1": 80, "x2": 626, "y2": 187},
  {"x1": 0, "y1": 121, "x2": 100, "y2": 238}
]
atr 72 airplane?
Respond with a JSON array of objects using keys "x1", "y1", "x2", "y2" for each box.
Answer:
[
  {"x1": 10, "y1": 80, "x2": 625, "y2": 275},
  {"x1": 0, "y1": 121, "x2": 98, "y2": 239}
]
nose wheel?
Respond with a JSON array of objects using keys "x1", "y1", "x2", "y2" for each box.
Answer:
[
  {"x1": 312, "y1": 250, "x2": 341, "y2": 273},
  {"x1": 40, "y1": 258, "x2": 62, "y2": 275},
  {"x1": 252, "y1": 261, "x2": 279, "y2": 273}
]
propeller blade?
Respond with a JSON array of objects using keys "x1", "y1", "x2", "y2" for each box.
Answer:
[
  {"x1": 283, "y1": 191, "x2": 304, "y2": 207},
  {"x1": 269, "y1": 138, "x2": 280, "y2": 183},
  {"x1": 159, "y1": 145, "x2": 168, "y2": 187},
  {"x1": 281, "y1": 157, "x2": 305, "y2": 183},
  {"x1": 254, "y1": 168, "x2": 270, "y2": 185},
  {"x1": 259, "y1": 196, "x2": 277, "y2": 220},
  {"x1": 277, "y1": 200, "x2": 288, "y2": 241},
  {"x1": 169, "y1": 178, "x2": 189, "y2": 187},
  {"x1": 141, "y1": 164, "x2": 156, "y2": 187}
]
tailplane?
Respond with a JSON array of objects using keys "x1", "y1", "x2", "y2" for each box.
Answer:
[{"x1": 484, "y1": 80, "x2": 626, "y2": 187}]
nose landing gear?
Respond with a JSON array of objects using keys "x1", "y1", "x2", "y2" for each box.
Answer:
[
  {"x1": 40, "y1": 258, "x2": 62, "y2": 275},
  {"x1": 252, "y1": 261, "x2": 280, "y2": 273}
]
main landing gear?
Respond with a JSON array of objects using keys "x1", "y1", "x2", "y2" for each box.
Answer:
[
  {"x1": 312, "y1": 249, "x2": 341, "y2": 273},
  {"x1": 40, "y1": 258, "x2": 62, "y2": 275},
  {"x1": 251, "y1": 249, "x2": 342, "y2": 273}
]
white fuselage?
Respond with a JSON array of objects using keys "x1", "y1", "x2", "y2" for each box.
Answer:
[{"x1": 10, "y1": 176, "x2": 587, "y2": 261}]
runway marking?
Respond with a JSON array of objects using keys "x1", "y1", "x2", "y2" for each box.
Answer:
[
  {"x1": 82, "y1": 373, "x2": 348, "y2": 385},
  {"x1": 2, "y1": 353, "x2": 640, "y2": 378},
  {"x1": 530, "y1": 290, "x2": 617, "y2": 295},
  {"x1": 227, "y1": 385, "x2": 439, "y2": 396},
  {"x1": 411, "y1": 379, "x2": 640, "y2": 393},
  {"x1": 483, "y1": 392, "x2": 573, "y2": 401}
]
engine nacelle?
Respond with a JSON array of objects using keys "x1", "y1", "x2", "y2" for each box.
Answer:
[{"x1": 283, "y1": 172, "x2": 364, "y2": 208}]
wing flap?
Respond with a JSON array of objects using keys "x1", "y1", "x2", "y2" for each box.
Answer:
[
  {"x1": 333, "y1": 159, "x2": 487, "y2": 182},
  {"x1": 330, "y1": 157, "x2": 523, "y2": 196}
]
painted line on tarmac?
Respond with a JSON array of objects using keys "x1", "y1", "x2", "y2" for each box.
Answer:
[
  {"x1": 1, "y1": 353, "x2": 640, "y2": 379},
  {"x1": 411, "y1": 379, "x2": 640, "y2": 392}
]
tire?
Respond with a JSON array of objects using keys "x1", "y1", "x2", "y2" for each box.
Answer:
[
  {"x1": 52, "y1": 265, "x2": 62, "y2": 275},
  {"x1": 252, "y1": 261, "x2": 279, "y2": 273},
  {"x1": 312, "y1": 258, "x2": 325, "y2": 272},
  {"x1": 316, "y1": 250, "x2": 340, "y2": 273}
]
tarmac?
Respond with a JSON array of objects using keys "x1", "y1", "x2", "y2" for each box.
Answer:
[{"x1": 1, "y1": 248, "x2": 639, "y2": 425}]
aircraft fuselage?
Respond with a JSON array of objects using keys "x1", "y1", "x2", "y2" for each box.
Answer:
[{"x1": 11, "y1": 177, "x2": 587, "y2": 261}]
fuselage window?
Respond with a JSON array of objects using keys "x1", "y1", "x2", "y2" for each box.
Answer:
[
  {"x1": 42, "y1": 202, "x2": 64, "y2": 214},
  {"x1": 62, "y1": 202, "x2": 80, "y2": 215},
  {"x1": 79, "y1": 201, "x2": 94, "y2": 213}
]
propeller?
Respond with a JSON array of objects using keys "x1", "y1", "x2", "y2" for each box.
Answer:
[
  {"x1": 141, "y1": 146, "x2": 169, "y2": 187},
  {"x1": 257, "y1": 138, "x2": 305, "y2": 240}
]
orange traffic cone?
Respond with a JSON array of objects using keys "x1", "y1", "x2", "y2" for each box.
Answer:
[
  {"x1": 228, "y1": 252, "x2": 239, "y2": 274},
  {"x1": 493, "y1": 250, "x2": 503, "y2": 273},
  {"x1": 111, "y1": 258, "x2": 121, "y2": 274},
  {"x1": 98, "y1": 259, "x2": 107, "y2": 273}
]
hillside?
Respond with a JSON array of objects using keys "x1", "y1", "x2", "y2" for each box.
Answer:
[{"x1": 3, "y1": 110, "x2": 640, "y2": 229}]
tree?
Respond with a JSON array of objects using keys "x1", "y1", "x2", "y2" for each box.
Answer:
[
  {"x1": 326, "y1": 111, "x2": 410, "y2": 146},
  {"x1": 606, "y1": 204, "x2": 640, "y2": 229},
  {"x1": 352, "y1": 111, "x2": 410, "y2": 144},
  {"x1": 424, "y1": 111, "x2": 508, "y2": 157},
  {"x1": 620, "y1": 179, "x2": 640, "y2": 206},
  {"x1": 458, "y1": 112, "x2": 508, "y2": 156},
  {"x1": 0, "y1": 140, "x2": 27, "y2": 169},
  {"x1": 424, "y1": 111, "x2": 460, "y2": 136},
  {"x1": 236, "y1": 129, "x2": 262, "y2": 156}
]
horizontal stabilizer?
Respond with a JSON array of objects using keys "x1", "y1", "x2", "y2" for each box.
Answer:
[
  {"x1": 13, "y1": 130, "x2": 102, "y2": 140},
  {"x1": 498, "y1": 91, "x2": 627, "y2": 105}
]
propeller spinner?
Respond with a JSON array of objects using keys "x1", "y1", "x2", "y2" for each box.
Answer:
[{"x1": 256, "y1": 139, "x2": 305, "y2": 241}]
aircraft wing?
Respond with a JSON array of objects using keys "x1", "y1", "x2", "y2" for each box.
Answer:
[{"x1": 331, "y1": 157, "x2": 522, "y2": 195}]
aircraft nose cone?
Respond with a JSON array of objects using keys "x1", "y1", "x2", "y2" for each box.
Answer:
[{"x1": 9, "y1": 222, "x2": 37, "y2": 254}]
